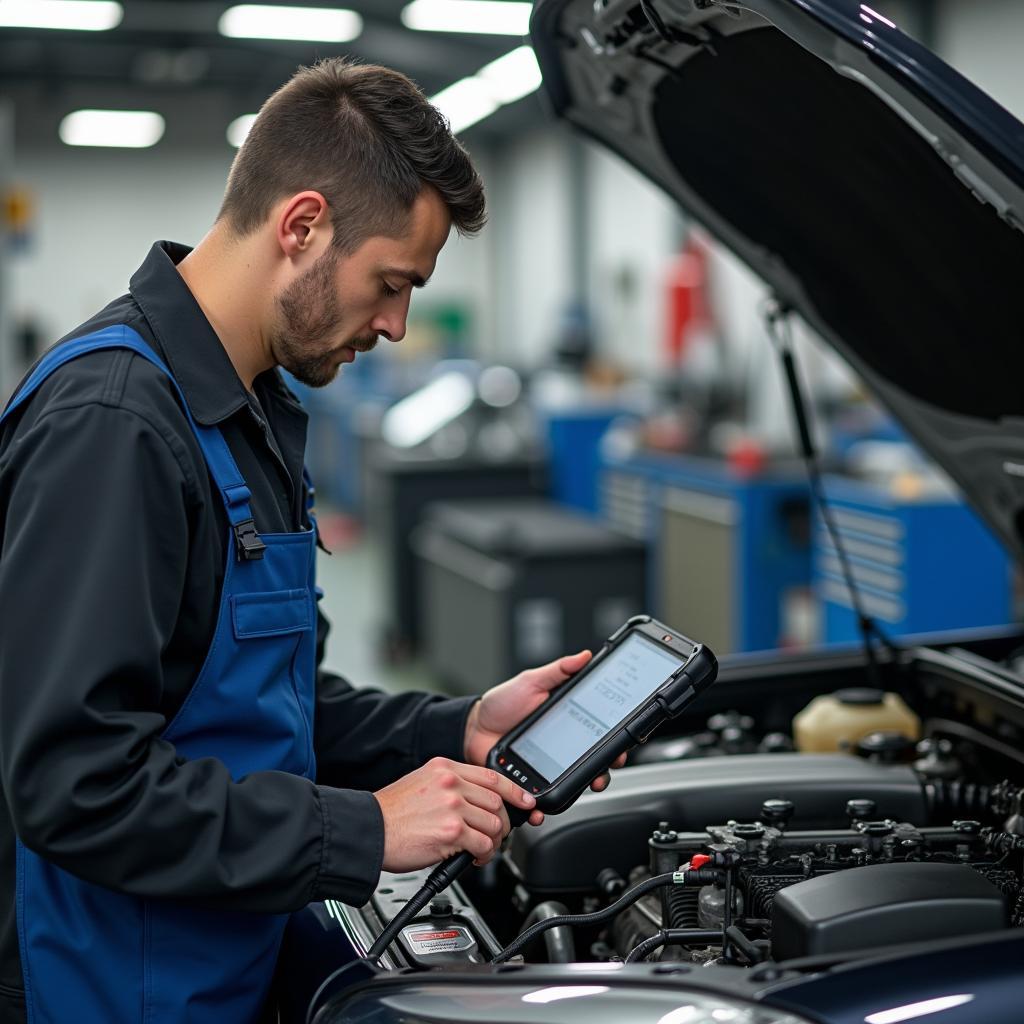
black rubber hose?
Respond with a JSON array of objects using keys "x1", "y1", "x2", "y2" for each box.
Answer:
[
  {"x1": 625, "y1": 929, "x2": 722, "y2": 964},
  {"x1": 666, "y1": 886, "x2": 700, "y2": 928},
  {"x1": 519, "y1": 901, "x2": 576, "y2": 963},
  {"x1": 492, "y1": 868, "x2": 721, "y2": 964},
  {"x1": 725, "y1": 925, "x2": 766, "y2": 965}
]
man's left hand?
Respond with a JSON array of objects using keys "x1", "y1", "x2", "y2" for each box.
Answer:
[{"x1": 463, "y1": 650, "x2": 628, "y2": 826}]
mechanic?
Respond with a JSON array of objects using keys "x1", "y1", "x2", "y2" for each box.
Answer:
[{"x1": 0, "y1": 59, "x2": 618, "y2": 1023}]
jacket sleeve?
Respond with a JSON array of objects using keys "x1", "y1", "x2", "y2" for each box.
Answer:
[
  {"x1": 312, "y1": 604, "x2": 477, "y2": 792},
  {"x1": 0, "y1": 396, "x2": 381, "y2": 911}
]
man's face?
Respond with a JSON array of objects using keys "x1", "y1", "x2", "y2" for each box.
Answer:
[{"x1": 270, "y1": 188, "x2": 451, "y2": 387}]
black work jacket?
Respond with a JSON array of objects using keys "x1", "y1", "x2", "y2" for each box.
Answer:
[{"x1": 0, "y1": 241, "x2": 474, "y2": 1008}]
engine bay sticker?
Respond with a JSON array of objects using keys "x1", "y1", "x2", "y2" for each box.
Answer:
[{"x1": 402, "y1": 925, "x2": 475, "y2": 954}]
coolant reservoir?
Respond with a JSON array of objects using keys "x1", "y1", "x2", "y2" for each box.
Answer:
[{"x1": 793, "y1": 688, "x2": 920, "y2": 753}]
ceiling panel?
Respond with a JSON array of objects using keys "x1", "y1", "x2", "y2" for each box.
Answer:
[{"x1": 0, "y1": 0, "x2": 543, "y2": 147}]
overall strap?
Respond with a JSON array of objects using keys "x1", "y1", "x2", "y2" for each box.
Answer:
[
  {"x1": 302, "y1": 466, "x2": 316, "y2": 515},
  {"x1": 2, "y1": 324, "x2": 266, "y2": 560}
]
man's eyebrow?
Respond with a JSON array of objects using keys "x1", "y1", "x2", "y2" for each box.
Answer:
[{"x1": 384, "y1": 267, "x2": 429, "y2": 288}]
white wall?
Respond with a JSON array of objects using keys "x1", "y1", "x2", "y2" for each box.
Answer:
[
  {"x1": 474, "y1": 127, "x2": 684, "y2": 372},
  {"x1": 7, "y1": 142, "x2": 497, "y2": 362},
  {"x1": 10, "y1": 146, "x2": 231, "y2": 347},
  {"x1": 486, "y1": 127, "x2": 575, "y2": 366},
  {"x1": 936, "y1": 0, "x2": 1024, "y2": 122},
  {"x1": 584, "y1": 141, "x2": 684, "y2": 375}
]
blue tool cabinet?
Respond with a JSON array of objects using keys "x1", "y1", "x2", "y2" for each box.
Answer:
[
  {"x1": 597, "y1": 449, "x2": 812, "y2": 654},
  {"x1": 816, "y1": 476, "x2": 1014, "y2": 643},
  {"x1": 533, "y1": 406, "x2": 637, "y2": 514}
]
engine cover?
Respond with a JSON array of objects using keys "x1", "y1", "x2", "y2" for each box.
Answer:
[
  {"x1": 771, "y1": 862, "x2": 1009, "y2": 960},
  {"x1": 506, "y1": 754, "x2": 928, "y2": 893}
]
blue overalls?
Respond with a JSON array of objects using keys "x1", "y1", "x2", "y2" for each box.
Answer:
[{"x1": 4, "y1": 325, "x2": 318, "y2": 1022}]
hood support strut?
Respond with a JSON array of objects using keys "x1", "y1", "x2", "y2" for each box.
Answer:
[{"x1": 765, "y1": 300, "x2": 899, "y2": 684}]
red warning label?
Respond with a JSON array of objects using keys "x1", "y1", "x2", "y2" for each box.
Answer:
[{"x1": 414, "y1": 930, "x2": 461, "y2": 941}]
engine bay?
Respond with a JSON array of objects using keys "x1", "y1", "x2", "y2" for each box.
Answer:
[{"x1": 342, "y1": 633, "x2": 1024, "y2": 974}]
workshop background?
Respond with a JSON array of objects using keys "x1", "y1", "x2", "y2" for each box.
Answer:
[{"x1": 1, "y1": 0, "x2": 1020, "y2": 695}]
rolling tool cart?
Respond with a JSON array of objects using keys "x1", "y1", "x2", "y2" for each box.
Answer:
[
  {"x1": 367, "y1": 449, "x2": 544, "y2": 660},
  {"x1": 413, "y1": 498, "x2": 646, "y2": 693}
]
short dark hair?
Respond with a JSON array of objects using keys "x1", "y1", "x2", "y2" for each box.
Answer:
[{"x1": 218, "y1": 58, "x2": 486, "y2": 252}]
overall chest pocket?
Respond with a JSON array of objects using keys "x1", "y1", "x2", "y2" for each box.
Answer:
[
  {"x1": 165, "y1": 584, "x2": 317, "y2": 778},
  {"x1": 231, "y1": 588, "x2": 312, "y2": 639}
]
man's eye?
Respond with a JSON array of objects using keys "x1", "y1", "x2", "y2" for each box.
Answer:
[{"x1": 382, "y1": 282, "x2": 400, "y2": 298}]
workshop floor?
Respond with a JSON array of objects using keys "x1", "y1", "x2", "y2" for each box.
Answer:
[{"x1": 314, "y1": 513, "x2": 444, "y2": 696}]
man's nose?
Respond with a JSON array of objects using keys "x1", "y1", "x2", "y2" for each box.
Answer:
[{"x1": 371, "y1": 304, "x2": 409, "y2": 344}]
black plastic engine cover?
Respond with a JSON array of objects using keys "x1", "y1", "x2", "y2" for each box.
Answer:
[
  {"x1": 505, "y1": 754, "x2": 928, "y2": 893},
  {"x1": 772, "y1": 862, "x2": 1009, "y2": 960}
]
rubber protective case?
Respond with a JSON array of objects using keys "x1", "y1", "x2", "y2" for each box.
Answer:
[{"x1": 487, "y1": 615, "x2": 718, "y2": 815}]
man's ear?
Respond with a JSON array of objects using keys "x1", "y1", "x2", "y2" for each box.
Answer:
[{"x1": 276, "y1": 191, "x2": 330, "y2": 258}]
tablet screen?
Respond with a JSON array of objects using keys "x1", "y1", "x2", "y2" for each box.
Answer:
[{"x1": 510, "y1": 633, "x2": 687, "y2": 783}]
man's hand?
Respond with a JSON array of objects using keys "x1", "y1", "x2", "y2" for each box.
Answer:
[
  {"x1": 464, "y1": 650, "x2": 627, "y2": 826},
  {"x1": 373, "y1": 757, "x2": 537, "y2": 872}
]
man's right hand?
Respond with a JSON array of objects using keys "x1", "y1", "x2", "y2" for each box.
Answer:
[{"x1": 373, "y1": 757, "x2": 537, "y2": 871}]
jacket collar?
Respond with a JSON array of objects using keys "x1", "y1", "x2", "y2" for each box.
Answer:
[{"x1": 129, "y1": 241, "x2": 254, "y2": 427}]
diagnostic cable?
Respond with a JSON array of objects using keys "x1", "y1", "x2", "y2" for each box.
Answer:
[{"x1": 365, "y1": 808, "x2": 531, "y2": 963}]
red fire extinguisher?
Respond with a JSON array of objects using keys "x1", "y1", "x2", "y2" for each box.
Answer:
[{"x1": 663, "y1": 235, "x2": 711, "y2": 368}]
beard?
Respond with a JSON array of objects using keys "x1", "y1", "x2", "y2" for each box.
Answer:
[{"x1": 271, "y1": 250, "x2": 377, "y2": 388}]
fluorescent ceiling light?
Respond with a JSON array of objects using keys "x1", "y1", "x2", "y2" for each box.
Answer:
[
  {"x1": 477, "y1": 45, "x2": 542, "y2": 104},
  {"x1": 227, "y1": 113, "x2": 257, "y2": 149},
  {"x1": 432, "y1": 77, "x2": 500, "y2": 135},
  {"x1": 59, "y1": 109, "x2": 165, "y2": 149},
  {"x1": 431, "y1": 44, "x2": 542, "y2": 134},
  {"x1": 402, "y1": 0, "x2": 531, "y2": 36},
  {"x1": 382, "y1": 373, "x2": 477, "y2": 449},
  {"x1": 219, "y1": 4, "x2": 362, "y2": 42},
  {"x1": 0, "y1": 0, "x2": 123, "y2": 31}
]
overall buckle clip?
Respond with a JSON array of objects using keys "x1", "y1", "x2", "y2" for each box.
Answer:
[{"x1": 234, "y1": 518, "x2": 267, "y2": 561}]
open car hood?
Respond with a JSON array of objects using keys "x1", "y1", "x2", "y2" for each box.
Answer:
[{"x1": 530, "y1": 0, "x2": 1024, "y2": 561}]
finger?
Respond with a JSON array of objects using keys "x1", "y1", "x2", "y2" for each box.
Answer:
[
  {"x1": 556, "y1": 648, "x2": 592, "y2": 676},
  {"x1": 462, "y1": 783, "x2": 512, "y2": 835},
  {"x1": 462, "y1": 828, "x2": 497, "y2": 863},
  {"x1": 446, "y1": 813, "x2": 499, "y2": 862},
  {"x1": 611, "y1": 753, "x2": 628, "y2": 769},
  {"x1": 528, "y1": 809, "x2": 545, "y2": 827},
  {"x1": 589, "y1": 771, "x2": 611, "y2": 792},
  {"x1": 461, "y1": 803, "x2": 507, "y2": 848},
  {"x1": 457, "y1": 764, "x2": 537, "y2": 812},
  {"x1": 523, "y1": 649, "x2": 593, "y2": 696}
]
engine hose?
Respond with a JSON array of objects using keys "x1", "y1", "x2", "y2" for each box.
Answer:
[
  {"x1": 625, "y1": 929, "x2": 722, "y2": 964},
  {"x1": 725, "y1": 925, "x2": 767, "y2": 965},
  {"x1": 491, "y1": 868, "x2": 721, "y2": 964},
  {"x1": 923, "y1": 777, "x2": 993, "y2": 823},
  {"x1": 667, "y1": 886, "x2": 701, "y2": 929},
  {"x1": 987, "y1": 832, "x2": 1024, "y2": 856},
  {"x1": 519, "y1": 901, "x2": 576, "y2": 963}
]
